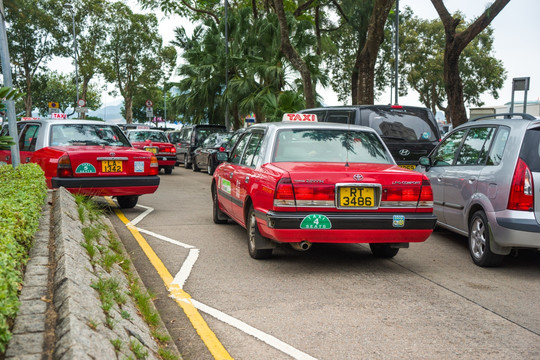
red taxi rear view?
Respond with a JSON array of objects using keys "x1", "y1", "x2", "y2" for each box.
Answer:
[{"x1": 212, "y1": 114, "x2": 436, "y2": 259}]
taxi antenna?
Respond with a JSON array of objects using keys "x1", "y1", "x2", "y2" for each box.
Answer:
[{"x1": 345, "y1": 118, "x2": 350, "y2": 167}]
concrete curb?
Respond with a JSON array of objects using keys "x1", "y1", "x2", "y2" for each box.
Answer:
[{"x1": 6, "y1": 188, "x2": 182, "y2": 359}]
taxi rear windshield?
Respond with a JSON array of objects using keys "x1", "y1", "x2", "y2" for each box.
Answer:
[
  {"x1": 365, "y1": 108, "x2": 438, "y2": 142},
  {"x1": 273, "y1": 129, "x2": 392, "y2": 164},
  {"x1": 50, "y1": 124, "x2": 131, "y2": 147}
]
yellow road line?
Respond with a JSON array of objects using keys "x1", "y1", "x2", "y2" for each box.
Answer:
[{"x1": 108, "y1": 198, "x2": 233, "y2": 360}]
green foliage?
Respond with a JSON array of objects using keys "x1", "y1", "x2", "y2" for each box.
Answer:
[
  {"x1": 130, "y1": 338, "x2": 149, "y2": 360},
  {"x1": 0, "y1": 164, "x2": 47, "y2": 352},
  {"x1": 0, "y1": 86, "x2": 25, "y2": 150}
]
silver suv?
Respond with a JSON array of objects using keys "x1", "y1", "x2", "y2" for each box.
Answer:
[{"x1": 417, "y1": 113, "x2": 540, "y2": 267}]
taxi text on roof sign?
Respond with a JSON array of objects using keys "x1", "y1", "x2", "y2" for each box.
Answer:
[
  {"x1": 282, "y1": 113, "x2": 318, "y2": 122},
  {"x1": 51, "y1": 113, "x2": 67, "y2": 119}
]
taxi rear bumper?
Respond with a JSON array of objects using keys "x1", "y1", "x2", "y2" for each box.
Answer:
[{"x1": 51, "y1": 176, "x2": 160, "y2": 196}]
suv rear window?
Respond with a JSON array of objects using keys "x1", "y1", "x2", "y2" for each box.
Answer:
[
  {"x1": 520, "y1": 128, "x2": 540, "y2": 172},
  {"x1": 365, "y1": 108, "x2": 438, "y2": 142}
]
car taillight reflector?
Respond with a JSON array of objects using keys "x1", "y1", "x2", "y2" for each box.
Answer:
[
  {"x1": 294, "y1": 184, "x2": 334, "y2": 207},
  {"x1": 149, "y1": 156, "x2": 159, "y2": 175},
  {"x1": 57, "y1": 154, "x2": 73, "y2": 177},
  {"x1": 274, "y1": 178, "x2": 295, "y2": 206},
  {"x1": 391, "y1": 105, "x2": 403, "y2": 109},
  {"x1": 508, "y1": 158, "x2": 534, "y2": 211},
  {"x1": 418, "y1": 178, "x2": 434, "y2": 208}
]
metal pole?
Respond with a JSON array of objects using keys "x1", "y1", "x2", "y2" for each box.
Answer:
[
  {"x1": 70, "y1": 8, "x2": 79, "y2": 118},
  {"x1": 164, "y1": 88, "x2": 167, "y2": 124},
  {"x1": 0, "y1": 0, "x2": 20, "y2": 167},
  {"x1": 394, "y1": 0, "x2": 399, "y2": 105},
  {"x1": 224, "y1": 0, "x2": 230, "y2": 130}
]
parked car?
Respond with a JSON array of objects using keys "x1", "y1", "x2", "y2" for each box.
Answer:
[
  {"x1": 192, "y1": 132, "x2": 233, "y2": 174},
  {"x1": 212, "y1": 115, "x2": 436, "y2": 259},
  {"x1": 0, "y1": 118, "x2": 160, "y2": 208},
  {"x1": 416, "y1": 113, "x2": 540, "y2": 267},
  {"x1": 165, "y1": 129, "x2": 183, "y2": 165},
  {"x1": 126, "y1": 129, "x2": 176, "y2": 175},
  {"x1": 298, "y1": 105, "x2": 441, "y2": 169},
  {"x1": 175, "y1": 124, "x2": 227, "y2": 169}
]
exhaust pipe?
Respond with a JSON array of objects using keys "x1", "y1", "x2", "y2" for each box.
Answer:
[{"x1": 290, "y1": 241, "x2": 312, "y2": 251}]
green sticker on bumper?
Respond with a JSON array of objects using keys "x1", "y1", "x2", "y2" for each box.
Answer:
[
  {"x1": 75, "y1": 163, "x2": 96, "y2": 174},
  {"x1": 300, "y1": 214, "x2": 332, "y2": 229}
]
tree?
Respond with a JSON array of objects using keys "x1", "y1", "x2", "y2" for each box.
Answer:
[
  {"x1": 31, "y1": 72, "x2": 102, "y2": 117},
  {"x1": 431, "y1": 0, "x2": 510, "y2": 126},
  {"x1": 100, "y1": 2, "x2": 176, "y2": 123},
  {"x1": 5, "y1": 0, "x2": 69, "y2": 116},
  {"x1": 400, "y1": 12, "x2": 506, "y2": 118}
]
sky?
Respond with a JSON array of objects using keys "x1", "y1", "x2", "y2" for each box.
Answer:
[{"x1": 52, "y1": 0, "x2": 540, "y2": 116}]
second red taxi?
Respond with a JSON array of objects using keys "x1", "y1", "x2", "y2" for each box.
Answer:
[
  {"x1": 212, "y1": 114, "x2": 436, "y2": 259},
  {"x1": 126, "y1": 129, "x2": 176, "y2": 174}
]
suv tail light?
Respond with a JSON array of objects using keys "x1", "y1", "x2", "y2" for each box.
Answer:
[
  {"x1": 149, "y1": 156, "x2": 159, "y2": 175},
  {"x1": 507, "y1": 158, "x2": 534, "y2": 211},
  {"x1": 57, "y1": 154, "x2": 73, "y2": 177}
]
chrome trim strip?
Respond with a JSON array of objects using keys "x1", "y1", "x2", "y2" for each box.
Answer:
[{"x1": 96, "y1": 157, "x2": 129, "y2": 161}]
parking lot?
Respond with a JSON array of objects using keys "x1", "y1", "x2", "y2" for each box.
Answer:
[{"x1": 107, "y1": 168, "x2": 540, "y2": 360}]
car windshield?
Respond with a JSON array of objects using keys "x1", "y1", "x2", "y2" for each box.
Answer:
[
  {"x1": 273, "y1": 129, "x2": 392, "y2": 164},
  {"x1": 50, "y1": 124, "x2": 131, "y2": 147},
  {"x1": 129, "y1": 131, "x2": 168, "y2": 142},
  {"x1": 366, "y1": 108, "x2": 438, "y2": 141}
]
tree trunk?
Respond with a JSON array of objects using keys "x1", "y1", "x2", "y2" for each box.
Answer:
[
  {"x1": 431, "y1": 0, "x2": 510, "y2": 127},
  {"x1": 24, "y1": 65, "x2": 32, "y2": 116},
  {"x1": 353, "y1": 0, "x2": 394, "y2": 105},
  {"x1": 125, "y1": 97, "x2": 133, "y2": 124},
  {"x1": 273, "y1": 0, "x2": 315, "y2": 108},
  {"x1": 81, "y1": 76, "x2": 90, "y2": 120}
]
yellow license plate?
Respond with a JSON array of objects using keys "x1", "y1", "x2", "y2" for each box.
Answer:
[
  {"x1": 144, "y1": 146, "x2": 158, "y2": 154},
  {"x1": 399, "y1": 164, "x2": 416, "y2": 170},
  {"x1": 339, "y1": 187, "x2": 375, "y2": 207},
  {"x1": 101, "y1": 160, "x2": 123, "y2": 173}
]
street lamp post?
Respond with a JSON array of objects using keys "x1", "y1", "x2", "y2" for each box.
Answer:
[{"x1": 64, "y1": 3, "x2": 79, "y2": 118}]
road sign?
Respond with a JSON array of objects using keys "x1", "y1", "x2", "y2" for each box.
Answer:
[
  {"x1": 145, "y1": 100, "x2": 153, "y2": 108},
  {"x1": 49, "y1": 107, "x2": 60, "y2": 114},
  {"x1": 75, "y1": 106, "x2": 88, "y2": 113},
  {"x1": 146, "y1": 107, "x2": 153, "y2": 118},
  {"x1": 51, "y1": 113, "x2": 67, "y2": 119},
  {"x1": 77, "y1": 99, "x2": 86, "y2": 107},
  {"x1": 48, "y1": 102, "x2": 59, "y2": 109}
]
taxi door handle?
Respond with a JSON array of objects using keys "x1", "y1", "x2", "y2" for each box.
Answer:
[
  {"x1": 230, "y1": 172, "x2": 233, "y2": 179},
  {"x1": 468, "y1": 177, "x2": 476, "y2": 183},
  {"x1": 245, "y1": 176, "x2": 250, "y2": 183},
  {"x1": 26, "y1": 157, "x2": 31, "y2": 163}
]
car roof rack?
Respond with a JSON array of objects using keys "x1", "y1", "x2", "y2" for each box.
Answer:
[{"x1": 471, "y1": 113, "x2": 537, "y2": 121}]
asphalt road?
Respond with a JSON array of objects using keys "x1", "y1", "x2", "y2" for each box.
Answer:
[{"x1": 106, "y1": 167, "x2": 540, "y2": 360}]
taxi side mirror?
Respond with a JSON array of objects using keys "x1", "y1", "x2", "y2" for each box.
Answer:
[{"x1": 216, "y1": 152, "x2": 228, "y2": 162}]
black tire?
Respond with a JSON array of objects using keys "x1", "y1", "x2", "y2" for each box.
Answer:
[
  {"x1": 369, "y1": 243, "x2": 399, "y2": 258},
  {"x1": 116, "y1": 195, "x2": 138, "y2": 209},
  {"x1": 469, "y1": 210, "x2": 505, "y2": 267},
  {"x1": 184, "y1": 154, "x2": 192, "y2": 169},
  {"x1": 212, "y1": 185, "x2": 228, "y2": 224},
  {"x1": 247, "y1": 207, "x2": 273, "y2": 259},
  {"x1": 192, "y1": 160, "x2": 200, "y2": 172},
  {"x1": 164, "y1": 166, "x2": 173, "y2": 175}
]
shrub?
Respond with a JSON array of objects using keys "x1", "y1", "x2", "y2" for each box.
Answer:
[{"x1": 0, "y1": 164, "x2": 47, "y2": 352}]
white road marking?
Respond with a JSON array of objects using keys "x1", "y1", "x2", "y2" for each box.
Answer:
[
  {"x1": 172, "y1": 248, "x2": 200, "y2": 288},
  {"x1": 130, "y1": 204, "x2": 319, "y2": 360}
]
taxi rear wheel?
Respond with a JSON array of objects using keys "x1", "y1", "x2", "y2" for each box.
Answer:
[
  {"x1": 212, "y1": 185, "x2": 228, "y2": 224},
  {"x1": 247, "y1": 207, "x2": 273, "y2": 259},
  {"x1": 184, "y1": 155, "x2": 192, "y2": 169},
  {"x1": 117, "y1": 195, "x2": 138, "y2": 209},
  {"x1": 164, "y1": 166, "x2": 173, "y2": 175},
  {"x1": 193, "y1": 160, "x2": 200, "y2": 172},
  {"x1": 369, "y1": 243, "x2": 399, "y2": 258}
]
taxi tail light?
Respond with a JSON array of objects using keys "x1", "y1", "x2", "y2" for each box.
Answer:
[
  {"x1": 57, "y1": 154, "x2": 73, "y2": 177},
  {"x1": 294, "y1": 184, "x2": 334, "y2": 206},
  {"x1": 508, "y1": 158, "x2": 534, "y2": 211},
  {"x1": 274, "y1": 177, "x2": 295, "y2": 206},
  {"x1": 418, "y1": 178, "x2": 434, "y2": 208},
  {"x1": 219, "y1": 146, "x2": 225, "y2": 152},
  {"x1": 149, "y1": 156, "x2": 159, "y2": 175}
]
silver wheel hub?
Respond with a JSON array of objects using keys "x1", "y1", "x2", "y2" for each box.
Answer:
[{"x1": 470, "y1": 218, "x2": 486, "y2": 259}]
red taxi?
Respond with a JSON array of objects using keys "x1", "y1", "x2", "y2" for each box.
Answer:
[
  {"x1": 212, "y1": 114, "x2": 436, "y2": 259},
  {"x1": 0, "y1": 118, "x2": 160, "y2": 208},
  {"x1": 126, "y1": 129, "x2": 176, "y2": 174}
]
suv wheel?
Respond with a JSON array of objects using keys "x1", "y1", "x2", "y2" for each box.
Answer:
[
  {"x1": 183, "y1": 154, "x2": 192, "y2": 169},
  {"x1": 469, "y1": 210, "x2": 504, "y2": 267}
]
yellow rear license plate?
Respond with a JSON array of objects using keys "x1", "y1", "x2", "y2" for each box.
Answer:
[
  {"x1": 399, "y1": 164, "x2": 416, "y2": 170},
  {"x1": 102, "y1": 160, "x2": 123, "y2": 173},
  {"x1": 338, "y1": 187, "x2": 375, "y2": 207},
  {"x1": 144, "y1": 146, "x2": 158, "y2": 154}
]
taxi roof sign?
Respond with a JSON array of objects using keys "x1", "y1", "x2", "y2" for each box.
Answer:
[{"x1": 282, "y1": 113, "x2": 318, "y2": 122}]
